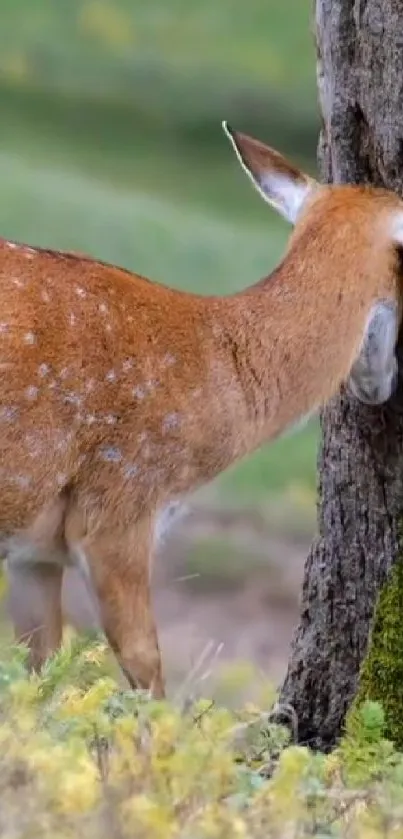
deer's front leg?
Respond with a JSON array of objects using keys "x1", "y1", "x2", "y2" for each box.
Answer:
[{"x1": 70, "y1": 515, "x2": 164, "y2": 698}]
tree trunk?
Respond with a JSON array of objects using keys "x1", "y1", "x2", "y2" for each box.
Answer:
[{"x1": 278, "y1": 0, "x2": 403, "y2": 751}]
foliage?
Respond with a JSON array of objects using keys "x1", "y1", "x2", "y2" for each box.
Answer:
[
  {"x1": 1, "y1": 639, "x2": 403, "y2": 837},
  {"x1": 349, "y1": 559, "x2": 403, "y2": 749}
]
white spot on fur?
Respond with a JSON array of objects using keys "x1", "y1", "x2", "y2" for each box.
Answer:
[
  {"x1": 123, "y1": 464, "x2": 139, "y2": 479},
  {"x1": 24, "y1": 331, "x2": 36, "y2": 345},
  {"x1": 75, "y1": 286, "x2": 86, "y2": 298},
  {"x1": 25, "y1": 432, "x2": 43, "y2": 456},
  {"x1": 63, "y1": 392, "x2": 82, "y2": 406},
  {"x1": 99, "y1": 303, "x2": 108, "y2": 314},
  {"x1": 41, "y1": 290, "x2": 50, "y2": 303},
  {"x1": 0, "y1": 323, "x2": 9, "y2": 333},
  {"x1": 163, "y1": 353, "x2": 176, "y2": 366},
  {"x1": 133, "y1": 385, "x2": 145, "y2": 399},
  {"x1": 122, "y1": 358, "x2": 133, "y2": 372},
  {"x1": 105, "y1": 370, "x2": 116, "y2": 382},
  {"x1": 0, "y1": 406, "x2": 18, "y2": 422},
  {"x1": 86, "y1": 414, "x2": 96, "y2": 425},
  {"x1": 69, "y1": 313, "x2": 76, "y2": 326},
  {"x1": 14, "y1": 474, "x2": 31, "y2": 489},
  {"x1": 25, "y1": 385, "x2": 38, "y2": 401},
  {"x1": 98, "y1": 446, "x2": 122, "y2": 463},
  {"x1": 60, "y1": 367, "x2": 70, "y2": 380},
  {"x1": 162, "y1": 412, "x2": 181, "y2": 431},
  {"x1": 6, "y1": 241, "x2": 18, "y2": 249},
  {"x1": 57, "y1": 473, "x2": 67, "y2": 488},
  {"x1": 56, "y1": 436, "x2": 70, "y2": 452},
  {"x1": 146, "y1": 379, "x2": 159, "y2": 391},
  {"x1": 85, "y1": 379, "x2": 95, "y2": 392},
  {"x1": 105, "y1": 414, "x2": 117, "y2": 424},
  {"x1": 38, "y1": 363, "x2": 50, "y2": 377},
  {"x1": 12, "y1": 277, "x2": 25, "y2": 288}
]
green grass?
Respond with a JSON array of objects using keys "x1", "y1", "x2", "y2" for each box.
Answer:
[
  {"x1": 0, "y1": 0, "x2": 315, "y2": 88},
  {"x1": 0, "y1": 147, "x2": 289, "y2": 276},
  {"x1": 0, "y1": 0, "x2": 317, "y2": 157},
  {"x1": 216, "y1": 422, "x2": 318, "y2": 503}
]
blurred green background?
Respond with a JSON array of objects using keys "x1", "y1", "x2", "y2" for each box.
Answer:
[{"x1": 0, "y1": 0, "x2": 320, "y2": 682}]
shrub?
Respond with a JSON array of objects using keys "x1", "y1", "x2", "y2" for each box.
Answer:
[{"x1": 0, "y1": 637, "x2": 403, "y2": 837}]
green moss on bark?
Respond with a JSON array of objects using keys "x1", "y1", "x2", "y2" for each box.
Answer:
[{"x1": 350, "y1": 559, "x2": 403, "y2": 748}]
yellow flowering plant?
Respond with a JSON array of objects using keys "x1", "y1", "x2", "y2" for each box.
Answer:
[{"x1": 0, "y1": 636, "x2": 403, "y2": 838}]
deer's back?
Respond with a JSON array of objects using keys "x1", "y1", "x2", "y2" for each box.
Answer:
[{"x1": 0, "y1": 241, "x2": 235, "y2": 542}]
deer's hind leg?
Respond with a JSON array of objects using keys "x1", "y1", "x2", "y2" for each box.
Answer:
[
  {"x1": 5, "y1": 494, "x2": 70, "y2": 672},
  {"x1": 67, "y1": 513, "x2": 164, "y2": 698},
  {"x1": 6, "y1": 560, "x2": 64, "y2": 672}
]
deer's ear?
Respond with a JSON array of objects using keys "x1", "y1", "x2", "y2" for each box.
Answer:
[{"x1": 222, "y1": 122, "x2": 317, "y2": 224}]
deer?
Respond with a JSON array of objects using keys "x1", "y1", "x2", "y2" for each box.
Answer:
[{"x1": 1, "y1": 122, "x2": 402, "y2": 698}]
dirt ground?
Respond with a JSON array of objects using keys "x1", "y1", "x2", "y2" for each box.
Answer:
[{"x1": 58, "y1": 503, "x2": 312, "y2": 697}]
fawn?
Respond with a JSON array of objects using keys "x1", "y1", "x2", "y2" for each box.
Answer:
[{"x1": 1, "y1": 123, "x2": 402, "y2": 697}]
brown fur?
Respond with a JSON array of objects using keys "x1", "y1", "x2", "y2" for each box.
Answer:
[{"x1": 1, "y1": 129, "x2": 403, "y2": 697}]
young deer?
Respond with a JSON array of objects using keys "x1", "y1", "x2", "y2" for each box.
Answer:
[{"x1": 1, "y1": 124, "x2": 402, "y2": 697}]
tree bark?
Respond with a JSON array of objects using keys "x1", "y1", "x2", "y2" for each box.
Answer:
[{"x1": 278, "y1": 0, "x2": 403, "y2": 751}]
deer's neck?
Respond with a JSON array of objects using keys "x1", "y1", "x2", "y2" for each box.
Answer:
[{"x1": 209, "y1": 255, "x2": 338, "y2": 462}]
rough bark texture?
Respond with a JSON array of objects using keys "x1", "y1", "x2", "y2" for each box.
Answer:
[{"x1": 278, "y1": 0, "x2": 403, "y2": 751}]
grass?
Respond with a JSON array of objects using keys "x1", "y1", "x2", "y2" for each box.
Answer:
[
  {"x1": 0, "y1": 83, "x2": 320, "y2": 222},
  {"x1": 0, "y1": 149, "x2": 288, "y2": 284},
  {"x1": 217, "y1": 422, "x2": 318, "y2": 503},
  {"x1": 0, "y1": 0, "x2": 318, "y2": 156},
  {"x1": 0, "y1": 0, "x2": 315, "y2": 87}
]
